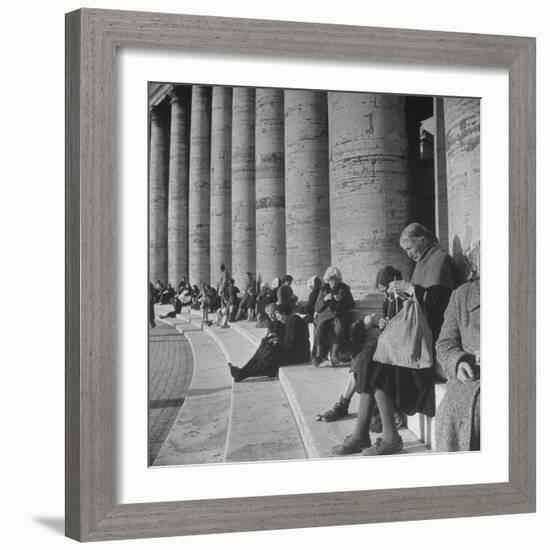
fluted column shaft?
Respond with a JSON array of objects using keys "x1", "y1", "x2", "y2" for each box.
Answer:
[
  {"x1": 231, "y1": 88, "x2": 256, "y2": 284},
  {"x1": 255, "y1": 89, "x2": 286, "y2": 285},
  {"x1": 188, "y1": 86, "x2": 211, "y2": 286},
  {"x1": 328, "y1": 93, "x2": 410, "y2": 295},
  {"x1": 443, "y1": 97, "x2": 480, "y2": 281},
  {"x1": 434, "y1": 97, "x2": 449, "y2": 248},
  {"x1": 167, "y1": 87, "x2": 190, "y2": 285},
  {"x1": 149, "y1": 105, "x2": 170, "y2": 284},
  {"x1": 284, "y1": 90, "x2": 330, "y2": 298},
  {"x1": 210, "y1": 87, "x2": 233, "y2": 285}
]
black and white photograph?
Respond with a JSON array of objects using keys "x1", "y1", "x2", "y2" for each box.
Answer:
[
  {"x1": 148, "y1": 83, "x2": 481, "y2": 467},
  {"x1": 3, "y1": 0, "x2": 544, "y2": 547}
]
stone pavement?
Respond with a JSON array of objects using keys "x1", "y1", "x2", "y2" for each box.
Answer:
[
  {"x1": 153, "y1": 321, "x2": 232, "y2": 466},
  {"x1": 148, "y1": 323, "x2": 194, "y2": 464}
]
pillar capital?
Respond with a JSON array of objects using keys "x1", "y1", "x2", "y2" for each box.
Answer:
[{"x1": 167, "y1": 85, "x2": 188, "y2": 105}]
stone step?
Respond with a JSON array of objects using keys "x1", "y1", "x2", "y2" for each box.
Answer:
[
  {"x1": 224, "y1": 319, "x2": 431, "y2": 458},
  {"x1": 152, "y1": 316, "x2": 233, "y2": 466},
  {"x1": 162, "y1": 308, "x2": 307, "y2": 463},
  {"x1": 203, "y1": 324, "x2": 307, "y2": 462},
  {"x1": 155, "y1": 305, "x2": 432, "y2": 460},
  {"x1": 278, "y1": 365, "x2": 430, "y2": 458}
]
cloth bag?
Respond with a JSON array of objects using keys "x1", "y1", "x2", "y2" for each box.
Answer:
[{"x1": 373, "y1": 294, "x2": 433, "y2": 369}]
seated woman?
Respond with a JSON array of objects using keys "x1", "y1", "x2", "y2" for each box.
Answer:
[
  {"x1": 159, "y1": 293, "x2": 183, "y2": 319},
  {"x1": 277, "y1": 274, "x2": 296, "y2": 308},
  {"x1": 331, "y1": 223, "x2": 454, "y2": 456},
  {"x1": 190, "y1": 285, "x2": 201, "y2": 310},
  {"x1": 295, "y1": 275, "x2": 322, "y2": 324},
  {"x1": 435, "y1": 244, "x2": 480, "y2": 452},
  {"x1": 312, "y1": 266, "x2": 355, "y2": 368},
  {"x1": 316, "y1": 266, "x2": 402, "y2": 422},
  {"x1": 255, "y1": 281, "x2": 274, "y2": 328},
  {"x1": 228, "y1": 303, "x2": 310, "y2": 382}
]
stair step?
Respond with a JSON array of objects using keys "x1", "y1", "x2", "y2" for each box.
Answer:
[
  {"x1": 279, "y1": 364, "x2": 432, "y2": 458},
  {"x1": 203, "y1": 324, "x2": 307, "y2": 463},
  {"x1": 153, "y1": 321, "x2": 232, "y2": 466}
]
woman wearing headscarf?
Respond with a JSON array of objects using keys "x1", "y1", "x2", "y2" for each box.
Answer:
[
  {"x1": 254, "y1": 281, "x2": 273, "y2": 328},
  {"x1": 435, "y1": 243, "x2": 481, "y2": 452},
  {"x1": 276, "y1": 274, "x2": 296, "y2": 309},
  {"x1": 331, "y1": 223, "x2": 455, "y2": 456},
  {"x1": 312, "y1": 266, "x2": 355, "y2": 368},
  {"x1": 295, "y1": 275, "x2": 322, "y2": 324}
]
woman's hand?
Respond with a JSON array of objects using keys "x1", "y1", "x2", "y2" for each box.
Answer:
[
  {"x1": 388, "y1": 280, "x2": 414, "y2": 297},
  {"x1": 457, "y1": 361, "x2": 476, "y2": 383},
  {"x1": 379, "y1": 317, "x2": 388, "y2": 330},
  {"x1": 323, "y1": 293, "x2": 333, "y2": 302}
]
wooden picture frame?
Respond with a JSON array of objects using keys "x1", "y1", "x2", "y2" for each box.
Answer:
[{"x1": 65, "y1": 8, "x2": 536, "y2": 542}]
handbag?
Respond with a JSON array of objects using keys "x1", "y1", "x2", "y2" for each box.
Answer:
[{"x1": 372, "y1": 292, "x2": 433, "y2": 369}]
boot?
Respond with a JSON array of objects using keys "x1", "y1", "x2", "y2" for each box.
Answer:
[{"x1": 316, "y1": 395, "x2": 350, "y2": 422}]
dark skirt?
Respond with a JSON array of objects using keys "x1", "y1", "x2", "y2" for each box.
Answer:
[
  {"x1": 240, "y1": 339, "x2": 281, "y2": 378},
  {"x1": 314, "y1": 316, "x2": 351, "y2": 351},
  {"x1": 356, "y1": 358, "x2": 435, "y2": 417}
]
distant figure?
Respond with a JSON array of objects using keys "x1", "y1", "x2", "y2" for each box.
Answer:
[
  {"x1": 277, "y1": 274, "x2": 296, "y2": 309},
  {"x1": 160, "y1": 294, "x2": 183, "y2": 319},
  {"x1": 255, "y1": 282, "x2": 274, "y2": 328},
  {"x1": 149, "y1": 282, "x2": 156, "y2": 328}
]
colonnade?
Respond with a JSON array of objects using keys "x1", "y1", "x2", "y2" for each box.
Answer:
[{"x1": 149, "y1": 83, "x2": 480, "y2": 298}]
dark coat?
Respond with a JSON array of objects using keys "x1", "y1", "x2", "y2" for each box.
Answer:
[
  {"x1": 435, "y1": 280, "x2": 481, "y2": 452},
  {"x1": 238, "y1": 318, "x2": 308, "y2": 380},
  {"x1": 314, "y1": 281, "x2": 355, "y2": 325},
  {"x1": 277, "y1": 284, "x2": 295, "y2": 307},
  {"x1": 296, "y1": 287, "x2": 321, "y2": 323},
  {"x1": 279, "y1": 314, "x2": 311, "y2": 365}
]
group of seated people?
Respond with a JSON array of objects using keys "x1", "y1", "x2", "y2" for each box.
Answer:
[
  {"x1": 228, "y1": 222, "x2": 481, "y2": 457},
  {"x1": 152, "y1": 267, "x2": 299, "y2": 328},
  {"x1": 151, "y1": 222, "x2": 481, "y2": 456}
]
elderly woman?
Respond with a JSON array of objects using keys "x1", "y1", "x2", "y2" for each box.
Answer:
[
  {"x1": 312, "y1": 266, "x2": 355, "y2": 368},
  {"x1": 332, "y1": 223, "x2": 455, "y2": 456},
  {"x1": 295, "y1": 275, "x2": 322, "y2": 324},
  {"x1": 435, "y1": 244, "x2": 481, "y2": 452},
  {"x1": 316, "y1": 266, "x2": 403, "y2": 423}
]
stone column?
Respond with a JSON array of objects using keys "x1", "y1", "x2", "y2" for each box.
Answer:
[
  {"x1": 284, "y1": 90, "x2": 330, "y2": 298},
  {"x1": 231, "y1": 88, "x2": 256, "y2": 285},
  {"x1": 443, "y1": 97, "x2": 480, "y2": 282},
  {"x1": 255, "y1": 89, "x2": 286, "y2": 285},
  {"x1": 149, "y1": 104, "x2": 170, "y2": 284},
  {"x1": 328, "y1": 93, "x2": 410, "y2": 296},
  {"x1": 188, "y1": 86, "x2": 211, "y2": 286},
  {"x1": 434, "y1": 97, "x2": 449, "y2": 249},
  {"x1": 167, "y1": 86, "x2": 190, "y2": 286},
  {"x1": 210, "y1": 86, "x2": 233, "y2": 285}
]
